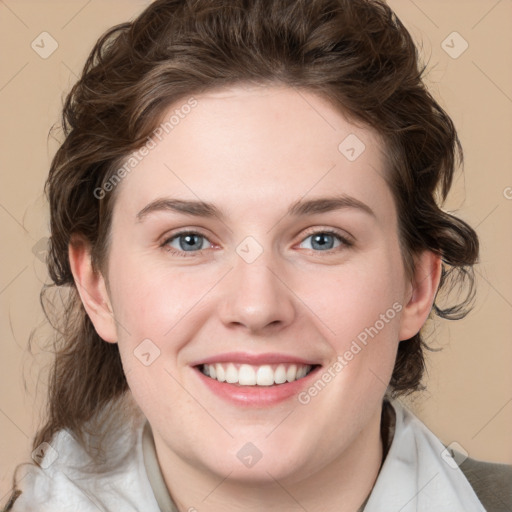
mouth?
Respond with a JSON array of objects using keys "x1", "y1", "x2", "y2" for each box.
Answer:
[
  {"x1": 191, "y1": 354, "x2": 323, "y2": 406},
  {"x1": 197, "y1": 362, "x2": 319, "y2": 386},
  {"x1": 191, "y1": 351, "x2": 323, "y2": 406}
]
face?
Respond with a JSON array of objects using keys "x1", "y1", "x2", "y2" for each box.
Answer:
[{"x1": 93, "y1": 85, "x2": 416, "y2": 484}]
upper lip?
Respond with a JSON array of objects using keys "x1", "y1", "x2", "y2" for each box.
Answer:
[{"x1": 191, "y1": 352, "x2": 320, "y2": 367}]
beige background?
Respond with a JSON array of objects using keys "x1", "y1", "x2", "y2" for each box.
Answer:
[{"x1": 1, "y1": 0, "x2": 511, "y2": 501}]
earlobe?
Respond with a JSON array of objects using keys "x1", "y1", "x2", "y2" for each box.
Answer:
[
  {"x1": 398, "y1": 250, "x2": 442, "y2": 341},
  {"x1": 68, "y1": 234, "x2": 118, "y2": 343}
]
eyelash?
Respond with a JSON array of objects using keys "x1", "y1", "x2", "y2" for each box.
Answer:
[{"x1": 160, "y1": 228, "x2": 353, "y2": 258}]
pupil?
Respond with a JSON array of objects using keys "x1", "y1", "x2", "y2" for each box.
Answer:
[
  {"x1": 181, "y1": 234, "x2": 201, "y2": 250},
  {"x1": 313, "y1": 233, "x2": 333, "y2": 250}
]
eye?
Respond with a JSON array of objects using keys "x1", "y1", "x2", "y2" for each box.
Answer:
[
  {"x1": 161, "y1": 228, "x2": 352, "y2": 257},
  {"x1": 298, "y1": 230, "x2": 352, "y2": 252},
  {"x1": 162, "y1": 231, "x2": 212, "y2": 255}
]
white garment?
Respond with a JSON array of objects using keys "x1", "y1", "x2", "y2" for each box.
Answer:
[
  {"x1": 364, "y1": 400, "x2": 486, "y2": 511},
  {"x1": 10, "y1": 399, "x2": 486, "y2": 511},
  {"x1": 10, "y1": 409, "x2": 160, "y2": 512}
]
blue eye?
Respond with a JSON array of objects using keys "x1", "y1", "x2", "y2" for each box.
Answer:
[
  {"x1": 164, "y1": 232, "x2": 211, "y2": 254},
  {"x1": 162, "y1": 229, "x2": 351, "y2": 257},
  {"x1": 299, "y1": 231, "x2": 347, "y2": 252}
]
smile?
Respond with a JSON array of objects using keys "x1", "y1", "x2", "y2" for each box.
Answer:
[
  {"x1": 192, "y1": 352, "x2": 322, "y2": 406},
  {"x1": 199, "y1": 362, "x2": 315, "y2": 386}
]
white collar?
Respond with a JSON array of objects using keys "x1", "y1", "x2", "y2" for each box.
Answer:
[
  {"x1": 363, "y1": 399, "x2": 486, "y2": 511},
  {"x1": 12, "y1": 399, "x2": 486, "y2": 511}
]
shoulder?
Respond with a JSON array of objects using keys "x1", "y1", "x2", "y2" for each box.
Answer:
[
  {"x1": 2, "y1": 404, "x2": 157, "y2": 511},
  {"x1": 1, "y1": 430, "x2": 111, "y2": 511},
  {"x1": 458, "y1": 454, "x2": 512, "y2": 512},
  {"x1": 386, "y1": 399, "x2": 511, "y2": 510}
]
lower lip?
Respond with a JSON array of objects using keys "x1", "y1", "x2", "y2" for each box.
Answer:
[{"x1": 194, "y1": 366, "x2": 322, "y2": 407}]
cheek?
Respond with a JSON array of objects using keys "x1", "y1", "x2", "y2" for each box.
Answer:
[
  {"x1": 300, "y1": 249, "x2": 406, "y2": 400},
  {"x1": 299, "y1": 252, "x2": 406, "y2": 345},
  {"x1": 108, "y1": 230, "x2": 407, "y2": 360},
  {"x1": 108, "y1": 254, "x2": 215, "y2": 340}
]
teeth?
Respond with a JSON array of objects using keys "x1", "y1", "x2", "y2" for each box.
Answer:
[
  {"x1": 274, "y1": 364, "x2": 287, "y2": 384},
  {"x1": 225, "y1": 363, "x2": 238, "y2": 384},
  {"x1": 256, "y1": 365, "x2": 274, "y2": 386},
  {"x1": 216, "y1": 363, "x2": 226, "y2": 382},
  {"x1": 239, "y1": 364, "x2": 256, "y2": 385},
  {"x1": 200, "y1": 362, "x2": 313, "y2": 386},
  {"x1": 286, "y1": 364, "x2": 297, "y2": 382}
]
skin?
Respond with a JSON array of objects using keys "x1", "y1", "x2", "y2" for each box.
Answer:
[{"x1": 69, "y1": 84, "x2": 441, "y2": 512}]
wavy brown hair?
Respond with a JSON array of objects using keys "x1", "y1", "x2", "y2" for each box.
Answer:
[{"x1": 25, "y1": 0, "x2": 479, "y2": 467}]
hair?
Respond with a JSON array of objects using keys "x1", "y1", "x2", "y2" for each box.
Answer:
[{"x1": 30, "y1": 0, "x2": 478, "y2": 459}]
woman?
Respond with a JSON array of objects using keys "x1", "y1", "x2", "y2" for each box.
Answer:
[{"x1": 3, "y1": 0, "x2": 511, "y2": 510}]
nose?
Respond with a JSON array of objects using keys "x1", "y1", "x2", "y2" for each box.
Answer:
[{"x1": 217, "y1": 246, "x2": 297, "y2": 334}]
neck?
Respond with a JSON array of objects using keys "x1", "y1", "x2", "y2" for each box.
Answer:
[{"x1": 156, "y1": 405, "x2": 384, "y2": 512}]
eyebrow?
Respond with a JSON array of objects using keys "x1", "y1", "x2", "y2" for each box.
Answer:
[{"x1": 135, "y1": 194, "x2": 375, "y2": 222}]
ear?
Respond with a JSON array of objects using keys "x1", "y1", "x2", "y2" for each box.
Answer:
[
  {"x1": 68, "y1": 234, "x2": 118, "y2": 343},
  {"x1": 398, "y1": 250, "x2": 442, "y2": 341}
]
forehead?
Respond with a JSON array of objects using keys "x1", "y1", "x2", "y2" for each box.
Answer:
[{"x1": 111, "y1": 85, "x2": 393, "y2": 224}]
